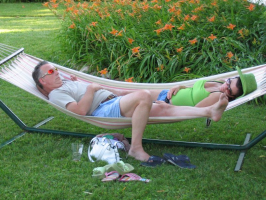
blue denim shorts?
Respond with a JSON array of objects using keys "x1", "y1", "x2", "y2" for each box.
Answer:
[
  {"x1": 157, "y1": 89, "x2": 169, "y2": 101},
  {"x1": 91, "y1": 96, "x2": 123, "y2": 118}
]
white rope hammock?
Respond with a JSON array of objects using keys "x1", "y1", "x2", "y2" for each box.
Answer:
[{"x1": 0, "y1": 47, "x2": 266, "y2": 129}]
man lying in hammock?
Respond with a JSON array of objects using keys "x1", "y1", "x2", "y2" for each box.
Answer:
[
  {"x1": 32, "y1": 61, "x2": 229, "y2": 162},
  {"x1": 150, "y1": 66, "x2": 257, "y2": 107}
]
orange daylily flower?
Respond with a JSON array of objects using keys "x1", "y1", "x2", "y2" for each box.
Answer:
[
  {"x1": 128, "y1": 38, "x2": 134, "y2": 44},
  {"x1": 102, "y1": 34, "x2": 107, "y2": 41},
  {"x1": 116, "y1": 30, "x2": 123, "y2": 37},
  {"x1": 191, "y1": 15, "x2": 198, "y2": 21},
  {"x1": 151, "y1": 0, "x2": 158, "y2": 2},
  {"x1": 52, "y1": 3, "x2": 59, "y2": 9},
  {"x1": 227, "y1": 23, "x2": 236, "y2": 30},
  {"x1": 98, "y1": 68, "x2": 108, "y2": 75},
  {"x1": 110, "y1": 28, "x2": 118, "y2": 35},
  {"x1": 193, "y1": 5, "x2": 204, "y2": 12},
  {"x1": 132, "y1": 47, "x2": 140, "y2": 54},
  {"x1": 82, "y1": 2, "x2": 89, "y2": 9},
  {"x1": 154, "y1": 28, "x2": 163, "y2": 35},
  {"x1": 142, "y1": 4, "x2": 149, "y2": 11},
  {"x1": 125, "y1": 77, "x2": 134, "y2": 82},
  {"x1": 175, "y1": 9, "x2": 182, "y2": 16},
  {"x1": 43, "y1": 2, "x2": 49, "y2": 7},
  {"x1": 155, "y1": 19, "x2": 162, "y2": 25},
  {"x1": 238, "y1": 29, "x2": 244, "y2": 37},
  {"x1": 153, "y1": 4, "x2": 162, "y2": 10},
  {"x1": 176, "y1": 47, "x2": 183, "y2": 53},
  {"x1": 165, "y1": 0, "x2": 171, "y2": 2},
  {"x1": 90, "y1": 22, "x2": 98, "y2": 27},
  {"x1": 73, "y1": 10, "x2": 79, "y2": 15},
  {"x1": 156, "y1": 64, "x2": 164, "y2": 71},
  {"x1": 208, "y1": 16, "x2": 215, "y2": 22},
  {"x1": 50, "y1": 0, "x2": 56, "y2": 3},
  {"x1": 189, "y1": 38, "x2": 198, "y2": 45},
  {"x1": 247, "y1": 3, "x2": 255, "y2": 11},
  {"x1": 226, "y1": 52, "x2": 234, "y2": 59},
  {"x1": 183, "y1": 67, "x2": 191, "y2": 73},
  {"x1": 163, "y1": 24, "x2": 175, "y2": 31},
  {"x1": 184, "y1": 15, "x2": 190, "y2": 21},
  {"x1": 168, "y1": 6, "x2": 176, "y2": 13},
  {"x1": 69, "y1": 23, "x2": 76, "y2": 29},
  {"x1": 208, "y1": 34, "x2": 217, "y2": 41},
  {"x1": 178, "y1": 24, "x2": 185, "y2": 30},
  {"x1": 211, "y1": 1, "x2": 217, "y2": 6}
]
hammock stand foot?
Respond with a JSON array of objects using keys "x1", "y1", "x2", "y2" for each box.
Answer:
[
  {"x1": 234, "y1": 133, "x2": 251, "y2": 172},
  {"x1": 0, "y1": 117, "x2": 54, "y2": 149}
]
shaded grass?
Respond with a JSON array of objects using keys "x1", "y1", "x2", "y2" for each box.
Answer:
[{"x1": 0, "y1": 3, "x2": 266, "y2": 200}]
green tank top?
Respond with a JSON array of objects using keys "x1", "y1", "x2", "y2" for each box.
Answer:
[{"x1": 171, "y1": 80, "x2": 222, "y2": 106}]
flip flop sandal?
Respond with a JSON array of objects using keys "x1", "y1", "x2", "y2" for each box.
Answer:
[
  {"x1": 140, "y1": 155, "x2": 166, "y2": 167},
  {"x1": 92, "y1": 164, "x2": 112, "y2": 179},
  {"x1": 163, "y1": 153, "x2": 190, "y2": 162},
  {"x1": 111, "y1": 161, "x2": 134, "y2": 175},
  {"x1": 101, "y1": 171, "x2": 120, "y2": 182},
  {"x1": 163, "y1": 153, "x2": 196, "y2": 169},
  {"x1": 119, "y1": 173, "x2": 150, "y2": 183}
]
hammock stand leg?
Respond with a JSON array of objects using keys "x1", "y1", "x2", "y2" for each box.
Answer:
[
  {"x1": 0, "y1": 117, "x2": 54, "y2": 149},
  {"x1": 1, "y1": 99, "x2": 266, "y2": 171},
  {"x1": 234, "y1": 133, "x2": 251, "y2": 172}
]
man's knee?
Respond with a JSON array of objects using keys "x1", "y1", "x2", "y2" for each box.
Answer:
[{"x1": 135, "y1": 90, "x2": 152, "y2": 103}]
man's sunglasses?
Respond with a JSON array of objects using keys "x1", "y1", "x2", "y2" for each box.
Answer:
[{"x1": 40, "y1": 67, "x2": 58, "y2": 79}]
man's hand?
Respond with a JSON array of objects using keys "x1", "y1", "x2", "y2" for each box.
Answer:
[
  {"x1": 87, "y1": 83, "x2": 103, "y2": 92},
  {"x1": 70, "y1": 75, "x2": 78, "y2": 81}
]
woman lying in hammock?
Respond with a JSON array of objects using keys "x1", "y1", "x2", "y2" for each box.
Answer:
[{"x1": 150, "y1": 66, "x2": 257, "y2": 107}]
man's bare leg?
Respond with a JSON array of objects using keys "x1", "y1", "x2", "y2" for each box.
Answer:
[
  {"x1": 119, "y1": 90, "x2": 152, "y2": 161},
  {"x1": 149, "y1": 93, "x2": 228, "y2": 121}
]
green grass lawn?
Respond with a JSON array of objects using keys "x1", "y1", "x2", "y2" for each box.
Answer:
[{"x1": 0, "y1": 3, "x2": 266, "y2": 199}]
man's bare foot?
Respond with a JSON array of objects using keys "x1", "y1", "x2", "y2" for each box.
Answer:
[
  {"x1": 210, "y1": 93, "x2": 228, "y2": 122},
  {"x1": 128, "y1": 147, "x2": 150, "y2": 162}
]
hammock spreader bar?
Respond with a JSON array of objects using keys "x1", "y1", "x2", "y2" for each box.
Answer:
[{"x1": 0, "y1": 48, "x2": 24, "y2": 66}]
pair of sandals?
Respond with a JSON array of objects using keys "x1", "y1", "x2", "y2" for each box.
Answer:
[
  {"x1": 92, "y1": 161, "x2": 150, "y2": 182},
  {"x1": 140, "y1": 153, "x2": 196, "y2": 169},
  {"x1": 92, "y1": 161, "x2": 134, "y2": 179}
]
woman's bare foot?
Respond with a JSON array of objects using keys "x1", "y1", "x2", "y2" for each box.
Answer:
[
  {"x1": 128, "y1": 146, "x2": 150, "y2": 161},
  {"x1": 210, "y1": 93, "x2": 228, "y2": 121}
]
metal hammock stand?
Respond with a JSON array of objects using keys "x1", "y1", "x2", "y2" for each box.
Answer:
[{"x1": 0, "y1": 43, "x2": 266, "y2": 171}]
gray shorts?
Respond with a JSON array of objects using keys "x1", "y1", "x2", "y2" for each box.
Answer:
[{"x1": 91, "y1": 96, "x2": 123, "y2": 118}]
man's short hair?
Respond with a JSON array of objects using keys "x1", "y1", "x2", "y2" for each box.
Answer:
[{"x1": 32, "y1": 60, "x2": 49, "y2": 89}]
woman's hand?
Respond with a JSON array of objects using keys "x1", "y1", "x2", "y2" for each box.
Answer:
[{"x1": 167, "y1": 85, "x2": 186, "y2": 99}]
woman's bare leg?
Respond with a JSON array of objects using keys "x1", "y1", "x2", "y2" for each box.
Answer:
[{"x1": 149, "y1": 93, "x2": 228, "y2": 121}]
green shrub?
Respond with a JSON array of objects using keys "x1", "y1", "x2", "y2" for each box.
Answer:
[{"x1": 45, "y1": 0, "x2": 266, "y2": 82}]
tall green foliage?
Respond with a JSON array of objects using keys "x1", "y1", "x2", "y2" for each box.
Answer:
[{"x1": 45, "y1": 0, "x2": 266, "y2": 82}]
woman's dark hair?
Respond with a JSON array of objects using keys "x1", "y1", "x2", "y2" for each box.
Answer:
[
  {"x1": 32, "y1": 61, "x2": 49, "y2": 89},
  {"x1": 229, "y1": 77, "x2": 243, "y2": 101}
]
